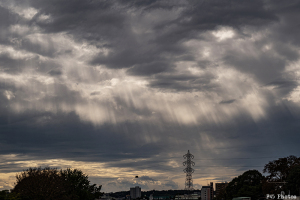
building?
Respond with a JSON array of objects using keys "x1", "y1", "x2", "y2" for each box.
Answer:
[
  {"x1": 201, "y1": 186, "x2": 211, "y2": 200},
  {"x1": 130, "y1": 186, "x2": 141, "y2": 199},
  {"x1": 215, "y1": 183, "x2": 228, "y2": 197},
  {"x1": 150, "y1": 194, "x2": 174, "y2": 200},
  {"x1": 175, "y1": 194, "x2": 200, "y2": 200},
  {"x1": 232, "y1": 197, "x2": 251, "y2": 200},
  {"x1": 97, "y1": 194, "x2": 113, "y2": 200},
  {"x1": 210, "y1": 182, "x2": 213, "y2": 200}
]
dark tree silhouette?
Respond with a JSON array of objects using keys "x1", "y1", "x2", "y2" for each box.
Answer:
[
  {"x1": 0, "y1": 190, "x2": 21, "y2": 200},
  {"x1": 225, "y1": 170, "x2": 264, "y2": 200},
  {"x1": 263, "y1": 155, "x2": 300, "y2": 182},
  {"x1": 60, "y1": 168, "x2": 102, "y2": 200},
  {"x1": 262, "y1": 155, "x2": 300, "y2": 195},
  {"x1": 287, "y1": 165, "x2": 300, "y2": 196},
  {"x1": 12, "y1": 167, "x2": 102, "y2": 200},
  {"x1": 13, "y1": 167, "x2": 66, "y2": 200}
]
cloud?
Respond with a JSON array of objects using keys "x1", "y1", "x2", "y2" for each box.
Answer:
[
  {"x1": 193, "y1": 183, "x2": 202, "y2": 190},
  {"x1": 219, "y1": 99, "x2": 236, "y2": 104},
  {"x1": 162, "y1": 180, "x2": 179, "y2": 190},
  {"x1": 0, "y1": 0, "x2": 300, "y2": 193},
  {"x1": 139, "y1": 176, "x2": 157, "y2": 182}
]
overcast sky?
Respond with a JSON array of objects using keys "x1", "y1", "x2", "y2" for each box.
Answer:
[{"x1": 1, "y1": 0, "x2": 300, "y2": 192}]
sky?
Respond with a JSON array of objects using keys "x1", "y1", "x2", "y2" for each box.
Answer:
[{"x1": 0, "y1": 0, "x2": 300, "y2": 192}]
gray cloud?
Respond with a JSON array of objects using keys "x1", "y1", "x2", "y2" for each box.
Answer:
[
  {"x1": 148, "y1": 71, "x2": 217, "y2": 92},
  {"x1": 162, "y1": 180, "x2": 179, "y2": 190},
  {"x1": 1, "y1": 0, "x2": 300, "y2": 192},
  {"x1": 48, "y1": 69, "x2": 62, "y2": 76},
  {"x1": 219, "y1": 99, "x2": 236, "y2": 104},
  {"x1": 139, "y1": 176, "x2": 157, "y2": 182},
  {"x1": 90, "y1": 91, "x2": 101, "y2": 96}
]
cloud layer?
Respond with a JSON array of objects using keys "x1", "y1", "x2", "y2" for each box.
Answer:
[{"x1": 1, "y1": 0, "x2": 300, "y2": 192}]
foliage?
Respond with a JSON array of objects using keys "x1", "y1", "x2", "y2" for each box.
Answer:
[
  {"x1": 225, "y1": 170, "x2": 264, "y2": 200},
  {"x1": 60, "y1": 168, "x2": 102, "y2": 200},
  {"x1": 263, "y1": 155, "x2": 300, "y2": 182},
  {"x1": 13, "y1": 167, "x2": 65, "y2": 200},
  {"x1": 12, "y1": 167, "x2": 102, "y2": 200},
  {"x1": 0, "y1": 190, "x2": 21, "y2": 200},
  {"x1": 286, "y1": 165, "x2": 300, "y2": 196},
  {"x1": 216, "y1": 186, "x2": 227, "y2": 200},
  {"x1": 262, "y1": 155, "x2": 300, "y2": 194}
]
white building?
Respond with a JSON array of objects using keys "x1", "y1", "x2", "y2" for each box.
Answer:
[{"x1": 130, "y1": 186, "x2": 141, "y2": 199}]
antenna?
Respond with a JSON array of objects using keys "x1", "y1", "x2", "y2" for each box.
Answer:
[{"x1": 183, "y1": 150, "x2": 195, "y2": 191}]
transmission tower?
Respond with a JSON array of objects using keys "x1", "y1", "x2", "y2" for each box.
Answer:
[{"x1": 183, "y1": 150, "x2": 195, "y2": 191}]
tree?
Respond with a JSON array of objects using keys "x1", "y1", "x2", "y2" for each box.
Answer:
[
  {"x1": 13, "y1": 167, "x2": 66, "y2": 200},
  {"x1": 216, "y1": 186, "x2": 227, "y2": 200},
  {"x1": 0, "y1": 190, "x2": 21, "y2": 200},
  {"x1": 262, "y1": 155, "x2": 300, "y2": 194},
  {"x1": 226, "y1": 170, "x2": 264, "y2": 200},
  {"x1": 263, "y1": 155, "x2": 300, "y2": 182},
  {"x1": 286, "y1": 165, "x2": 300, "y2": 196},
  {"x1": 12, "y1": 167, "x2": 102, "y2": 200},
  {"x1": 60, "y1": 168, "x2": 102, "y2": 200}
]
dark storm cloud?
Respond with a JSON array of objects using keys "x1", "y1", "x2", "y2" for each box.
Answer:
[
  {"x1": 48, "y1": 69, "x2": 62, "y2": 76},
  {"x1": 0, "y1": 166, "x2": 18, "y2": 174},
  {"x1": 191, "y1": 100, "x2": 300, "y2": 173},
  {"x1": 0, "y1": 53, "x2": 21, "y2": 74},
  {"x1": 162, "y1": 180, "x2": 178, "y2": 189},
  {"x1": 112, "y1": 96, "x2": 153, "y2": 117},
  {"x1": 0, "y1": 160, "x2": 28, "y2": 173},
  {"x1": 1, "y1": 0, "x2": 298, "y2": 91},
  {"x1": 219, "y1": 99, "x2": 236, "y2": 104},
  {"x1": 264, "y1": 80, "x2": 299, "y2": 97},
  {"x1": 103, "y1": 158, "x2": 179, "y2": 174},
  {"x1": 29, "y1": 0, "x2": 125, "y2": 39},
  {"x1": 1, "y1": 98, "x2": 299, "y2": 171},
  {"x1": 222, "y1": 41, "x2": 299, "y2": 85},
  {"x1": 0, "y1": 5, "x2": 20, "y2": 43},
  {"x1": 151, "y1": 0, "x2": 277, "y2": 44},
  {"x1": 0, "y1": 5, "x2": 13, "y2": 28},
  {"x1": 121, "y1": 0, "x2": 179, "y2": 11},
  {"x1": 139, "y1": 176, "x2": 157, "y2": 182},
  {"x1": 1, "y1": 0, "x2": 300, "y2": 191},
  {"x1": 127, "y1": 61, "x2": 173, "y2": 76},
  {"x1": 266, "y1": 80, "x2": 298, "y2": 89},
  {"x1": 0, "y1": 52, "x2": 61, "y2": 75},
  {"x1": 217, "y1": 1, "x2": 300, "y2": 90},
  {"x1": 18, "y1": 0, "x2": 281, "y2": 92},
  {"x1": 148, "y1": 72, "x2": 217, "y2": 92},
  {"x1": 265, "y1": 1, "x2": 300, "y2": 45},
  {"x1": 1, "y1": 95, "x2": 300, "y2": 190},
  {"x1": 19, "y1": 39, "x2": 58, "y2": 58},
  {"x1": 126, "y1": 0, "x2": 278, "y2": 81},
  {"x1": 90, "y1": 91, "x2": 101, "y2": 96},
  {"x1": 0, "y1": 109, "x2": 163, "y2": 163}
]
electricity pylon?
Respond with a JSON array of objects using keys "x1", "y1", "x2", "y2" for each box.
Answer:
[{"x1": 183, "y1": 150, "x2": 195, "y2": 191}]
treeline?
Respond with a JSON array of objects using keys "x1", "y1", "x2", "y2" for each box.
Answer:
[
  {"x1": 216, "y1": 155, "x2": 300, "y2": 200},
  {"x1": 109, "y1": 189, "x2": 201, "y2": 199},
  {"x1": 1, "y1": 155, "x2": 300, "y2": 200},
  {"x1": 0, "y1": 167, "x2": 102, "y2": 200}
]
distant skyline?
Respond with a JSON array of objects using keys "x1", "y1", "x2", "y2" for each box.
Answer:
[{"x1": 1, "y1": 0, "x2": 300, "y2": 192}]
